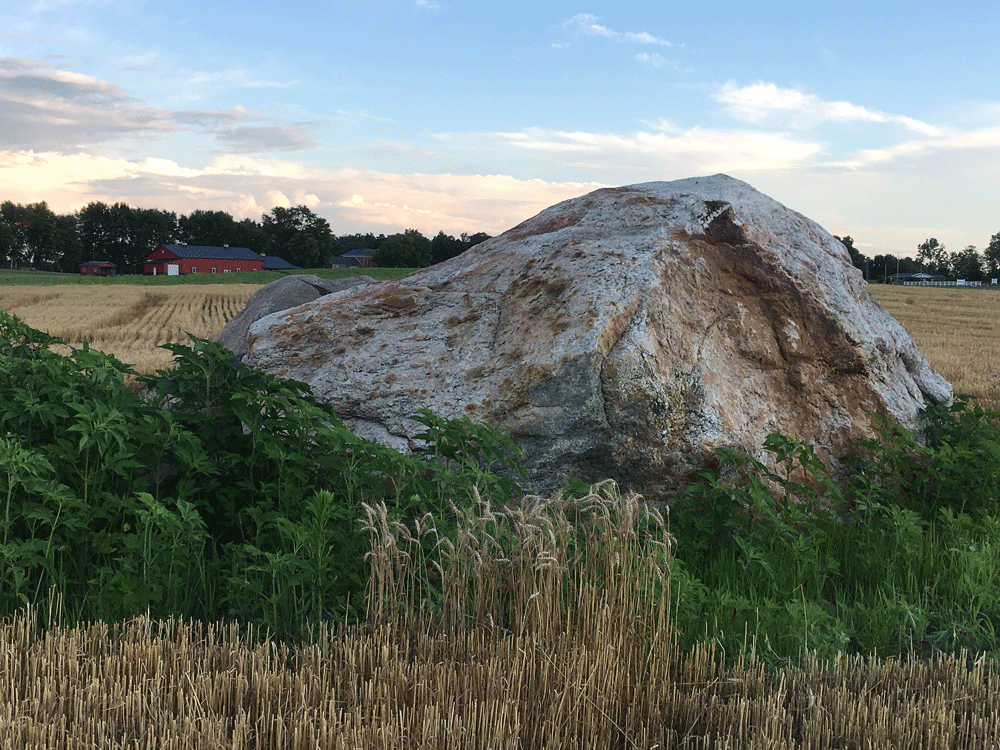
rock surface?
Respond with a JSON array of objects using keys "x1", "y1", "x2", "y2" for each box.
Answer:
[
  {"x1": 245, "y1": 175, "x2": 951, "y2": 499},
  {"x1": 217, "y1": 274, "x2": 375, "y2": 359}
]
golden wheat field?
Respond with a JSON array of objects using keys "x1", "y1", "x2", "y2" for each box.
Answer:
[
  {"x1": 869, "y1": 285, "x2": 1000, "y2": 411},
  {"x1": 0, "y1": 284, "x2": 257, "y2": 373}
]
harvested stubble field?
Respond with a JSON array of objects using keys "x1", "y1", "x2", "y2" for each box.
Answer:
[
  {"x1": 3, "y1": 611, "x2": 998, "y2": 749},
  {"x1": 0, "y1": 284, "x2": 257, "y2": 373},
  {"x1": 870, "y1": 285, "x2": 1000, "y2": 411}
]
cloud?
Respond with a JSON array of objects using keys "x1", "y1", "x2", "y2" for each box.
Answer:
[
  {"x1": 564, "y1": 14, "x2": 670, "y2": 46},
  {"x1": 0, "y1": 32, "x2": 48, "y2": 41},
  {"x1": 215, "y1": 124, "x2": 321, "y2": 153},
  {"x1": 483, "y1": 125, "x2": 822, "y2": 174},
  {"x1": 853, "y1": 126, "x2": 1000, "y2": 167},
  {"x1": 184, "y1": 68, "x2": 296, "y2": 91},
  {"x1": 715, "y1": 81, "x2": 942, "y2": 136},
  {"x1": 0, "y1": 149, "x2": 604, "y2": 235},
  {"x1": 0, "y1": 58, "x2": 133, "y2": 103},
  {"x1": 635, "y1": 52, "x2": 666, "y2": 67},
  {"x1": 0, "y1": 57, "x2": 315, "y2": 153},
  {"x1": 365, "y1": 138, "x2": 441, "y2": 159},
  {"x1": 415, "y1": 0, "x2": 441, "y2": 9}
]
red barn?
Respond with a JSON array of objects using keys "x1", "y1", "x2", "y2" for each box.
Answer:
[
  {"x1": 79, "y1": 260, "x2": 117, "y2": 276},
  {"x1": 144, "y1": 244, "x2": 264, "y2": 276}
]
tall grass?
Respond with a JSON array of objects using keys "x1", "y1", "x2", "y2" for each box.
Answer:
[
  {"x1": 668, "y1": 417, "x2": 1000, "y2": 662},
  {"x1": 0, "y1": 310, "x2": 526, "y2": 637}
]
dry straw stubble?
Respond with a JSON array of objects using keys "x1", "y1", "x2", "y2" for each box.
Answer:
[
  {"x1": 0, "y1": 284, "x2": 255, "y2": 373},
  {"x1": 871, "y1": 285, "x2": 1000, "y2": 411}
]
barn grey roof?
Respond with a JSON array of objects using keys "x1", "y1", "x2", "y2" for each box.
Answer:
[
  {"x1": 80, "y1": 260, "x2": 116, "y2": 266},
  {"x1": 157, "y1": 244, "x2": 263, "y2": 261},
  {"x1": 263, "y1": 256, "x2": 300, "y2": 270}
]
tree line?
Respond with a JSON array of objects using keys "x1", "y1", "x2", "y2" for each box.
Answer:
[
  {"x1": 0, "y1": 201, "x2": 491, "y2": 274},
  {"x1": 838, "y1": 234, "x2": 1000, "y2": 282}
]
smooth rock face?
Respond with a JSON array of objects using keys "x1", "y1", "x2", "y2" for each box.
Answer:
[
  {"x1": 245, "y1": 175, "x2": 951, "y2": 499},
  {"x1": 217, "y1": 274, "x2": 374, "y2": 359}
]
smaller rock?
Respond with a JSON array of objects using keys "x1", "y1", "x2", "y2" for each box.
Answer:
[{"x1": 217, "y1": 274, "x2": 375, "y2": 359}]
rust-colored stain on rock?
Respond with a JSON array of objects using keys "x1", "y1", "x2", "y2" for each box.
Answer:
[{"x1": 365, "y1": 286, "x2": 419, "y2": 316}]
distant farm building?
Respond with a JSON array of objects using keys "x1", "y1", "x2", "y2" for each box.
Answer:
[
  {"x1": 263, "y1": 256, "x2": 300, "y2": 271},
  {"x1": 144, "y1": 245, "x2": 265, "y2": 275},
  {"x1": 79, "y1": 260, "x2": 117, "y2": 277},
  {"x1": 329, "y1": 248, "x2": 378, "y2": 268},
  {"x1": 887, "y1": 272, "x2": 946, "y2": 284}
]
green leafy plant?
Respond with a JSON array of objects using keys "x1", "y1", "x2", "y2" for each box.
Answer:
[
  {"x1": 0, "y1": 311, "x2": 529, "y2": 637},
  {"x1": 850, "y1": 395, "x2": 1000, "y2": 518}
]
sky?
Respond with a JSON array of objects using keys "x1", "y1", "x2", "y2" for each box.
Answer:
[{"x1": 3, "y1": 1, "x2": 1000, "y2": 258}]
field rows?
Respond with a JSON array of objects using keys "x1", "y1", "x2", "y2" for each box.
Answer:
[{"x1": 0, "y1": 284, "x2": 257, "y2": 373}]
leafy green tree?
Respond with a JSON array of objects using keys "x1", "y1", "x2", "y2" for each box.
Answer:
[
  {"x1": 950, "y1": 245, "x2": 983, "y2": 281},
  {"x1": 0, "y1": 219, "x2": 15, "y2": 269},
  {"x1": 431, "y1": 231, "x2": 466, "y2": 264},
  {"x1": 177, "y1": 209, "x2": 263, "y2": 252},
  {"x1": 76, "y1": 202, "x2": 177, "y2": 274},
  {"x1": 261, "y1": 206, "x2": 333, "y2": 268},
  {"x1": 331, "y1": 232, "x2": 385, "y2": 255},
  {"x1": 178, "y1": 210, "x2": 239, "y2": 247},
  {"x1": 0, "y1": 202, "x2": 61, "y2": 270},
  {"x1": 53, "y1": 214, "x2": 82, "y2": 273},
  {"x1": 77, "y1": 201, "x2": 118, "y2": 266},
  {"x1": 131, "y1": 208, "x2": 178, "y2": 267},
  {"x1": 984, "y1": 232, "x2": 1000, "y2": 279},
  {"x1": 232, "y1": 218, "x2": 265, "y2": 253},
  {"x1": 430, "y1": 231, "x2": 492, "y2": 264},
  {"x1": 375, "y1": 229, "x2": 432, "y2": 268},
  {"x1": 461, "y1": 232, "x2": 491, "y2": 248},
  {"x1": 917, "y1": 238, "x2": 948, "y2": 276}
]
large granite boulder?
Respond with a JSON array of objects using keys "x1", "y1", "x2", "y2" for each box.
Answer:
[
  {"x1": 244, "y1": 175, "x2": 951, "y2": 500},
  {"x1": 217, "y1": 274, "x2": 375, "y2": 359}
]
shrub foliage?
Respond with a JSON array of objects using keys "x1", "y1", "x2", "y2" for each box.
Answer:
[
  {"x1": 669, "y1": 402, "x2": 1000, "y2": 661},
  {"x1": 0, "y1": 310, "x2": 523, "y2": 636}
]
